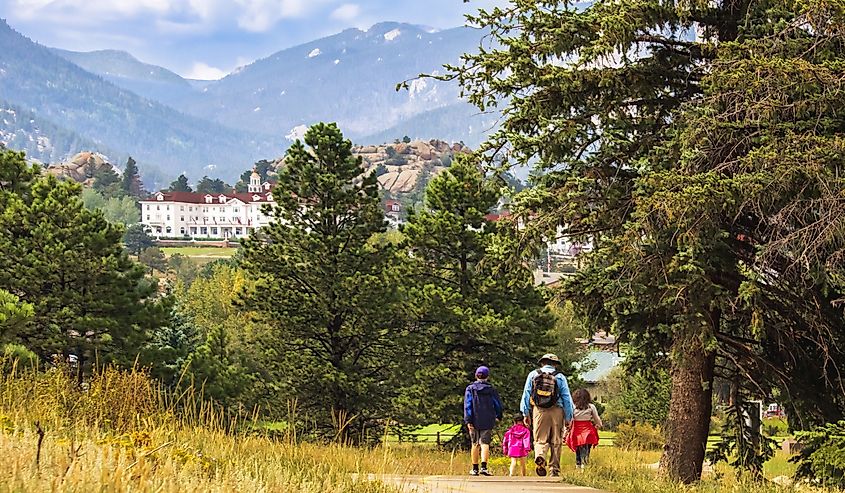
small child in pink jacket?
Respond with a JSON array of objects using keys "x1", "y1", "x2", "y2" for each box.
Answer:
[{"x1": 502, "y1": 413, "x2": 532, "y2": 476}]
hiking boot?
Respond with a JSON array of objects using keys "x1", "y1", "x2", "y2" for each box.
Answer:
[
  {"x1": 534, "y1": 456, "x2": 547, "y2": 477},
  {"x1": 480, "y1": 468, "x2": 492, "y2": 476},
  {"x1": 469, "y1": 469, "x2": 479, "y2": 476}
]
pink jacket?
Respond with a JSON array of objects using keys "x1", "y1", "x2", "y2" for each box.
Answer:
[{"x1": 502, "y1": 423, "x2": 531, "y2": 458}]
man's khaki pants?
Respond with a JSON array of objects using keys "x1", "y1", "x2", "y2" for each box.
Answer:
[{"x1": 532, "y1": 406, "x2": 564, "y2": 474}]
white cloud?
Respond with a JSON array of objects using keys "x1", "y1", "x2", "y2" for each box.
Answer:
[
  {"x1": 10, "y1": 0, "x2": 173, "y2": 20},
  {"x1": 330, "y1": 3, "x2": 360, "y2": 21},
  {"x1": 184, "y1": 62, "x2": 228, "y2": 80},
  {"x1": 234, "y1": 0, "x2": 326, "y2": 32}
]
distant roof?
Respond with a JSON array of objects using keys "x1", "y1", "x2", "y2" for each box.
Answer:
[
  {"x1": 141, "y1": 191, "x2": 274, "y2": 204},
  {"x1": 579, "y1": 351, "x2": 625, "y2": 384},
  {"x1": 484, "y1": 210, "x2": 512, "y2": 222}
]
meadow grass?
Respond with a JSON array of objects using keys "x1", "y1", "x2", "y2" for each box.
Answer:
[
  {"x1": 160, "y1": 247, "x2": 237, "y2": 258},
  {"x1": 554, "y1": 446, "x2": 826, "y2": 493},
  {"x1": 0, "y1": 364, "x2": 463, "y2": 492}
]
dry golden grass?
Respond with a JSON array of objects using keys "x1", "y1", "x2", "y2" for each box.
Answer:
[{"x1": 0, "y1": 364, "x2": 465, "y2": 493}]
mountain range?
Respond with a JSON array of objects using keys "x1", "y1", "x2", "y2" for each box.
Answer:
[{"x1": 0, "y1": 19, "x2": 496, "y2": 188}]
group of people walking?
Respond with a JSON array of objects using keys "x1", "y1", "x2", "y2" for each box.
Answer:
[{"x1": 463, "y1": 353, "x2": 602, "y2": 477}]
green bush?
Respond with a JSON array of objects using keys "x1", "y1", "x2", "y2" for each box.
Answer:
[
  {"x1": 792, "y1": 420, "x2": 845, "y2": 488},
  {"x1": 614, "y1": 422, "x2": 664, "y2": 451}
]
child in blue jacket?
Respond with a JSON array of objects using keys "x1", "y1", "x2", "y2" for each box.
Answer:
[{"x1": 464, "y1": 366, "x2": 503, "y2": 476}]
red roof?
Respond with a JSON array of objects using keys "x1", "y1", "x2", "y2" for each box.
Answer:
[
  {"x1": 141, "y1": 191, "x2": 274, "y2": 204},
  {"x1": 485, "y1": 210, "x2": 512, "y2": 222}
]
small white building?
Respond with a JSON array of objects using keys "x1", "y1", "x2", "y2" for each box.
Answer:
[{"x1": 139, "y1": 170, "x2": 274, "y2": 240}]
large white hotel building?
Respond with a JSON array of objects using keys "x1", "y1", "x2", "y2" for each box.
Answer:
[{"x1": 139, "y1": 170, "x2": 275, "y2": 240}]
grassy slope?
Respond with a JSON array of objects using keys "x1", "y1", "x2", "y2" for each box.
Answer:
[{"x1": 161, "y1": 247, "x2": 237, "y2": 258}]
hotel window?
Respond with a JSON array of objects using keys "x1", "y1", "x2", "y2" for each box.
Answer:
[
  {"x1": 180, "y1": 206, "x2": 184, "y2": 211},
  {"x1": 220, "y1": 217, "x2": 225, "y2": 222},
  {"x1": 190, "y1": 227, "x2": 197, "y2": 235},
  {"x1": 166, "y1": 205, "x2": 170, "y2": 211},
  {"x1": 180, "y1": 227, "x2": 186, "y2": 235},
  {"x1": 200, "y1": 227, "x2": 208, "y2": 235},
  {"x1": 166, "y1": 215, "x2": 170, "y2": 221},
  {"x1": 156, "y1": 205, "x2": 160, "y2": 211},
  {"x1": 233, "y1": 207, "x2": 239, "y2": 213},
  {"x1": 166, "y1": 226, "x2": 172, "y2": 234},
  {"x1": 146, "y1": 205, "x2": 150, "y2": 210},
  {"x1": 146, "y1": 215, "x2": 150, "y2": 221},
  {"x1": 211, "y1": 227, "x2": 218, "y2": 235},
  {"x1": 235, "y1": 227, "x2": 242, "y2": 235},
  {"x1": 180, "y1": 217, "x2": 184, "y2": 222}
]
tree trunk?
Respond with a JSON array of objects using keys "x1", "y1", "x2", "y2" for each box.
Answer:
[{"x1": 660, "y1": 333, "x2": 716, "y2": 483}]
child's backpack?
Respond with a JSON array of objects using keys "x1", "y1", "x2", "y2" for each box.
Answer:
[{"x1": 531, "y1": 370, "x2": 560, "y2": 409}]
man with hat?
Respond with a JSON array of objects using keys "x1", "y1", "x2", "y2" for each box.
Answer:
[
  {"x1": 520, "y1": 353, "x2": 574, "y2": 477},
  {"x1": 464, "y1": 365, "x2": 503, "y2": 476}
]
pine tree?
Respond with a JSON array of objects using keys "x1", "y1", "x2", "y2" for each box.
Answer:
[
  {"x1": 168, "y1": 174, "x2": 192, "y2": 192},
  {"x1": 195, "y1": 176, "x2": 229, "y2": 194},
  {"x1": 0, "y1": 148, "x2": 167, "y2": 379},
  {"x1": 121, "y1": 156, "x2": 144, "y2": 198},
  {"x1": 92, "y1": 165, "x2": 121, "y2": 198},
  {"x1": 240, "y1": 123, "x2": 415, "y2": 438},
  {"x1": 443, "y1": 0, "x2": 807, "y2": 482},
  {"x1": 124, "y1": 223, "x2": 154, "y2": 256},
  {"x1": 401, "y1": 154, "x2": 551, "y2": 423}
]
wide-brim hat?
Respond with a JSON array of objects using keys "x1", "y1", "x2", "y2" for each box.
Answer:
[{"x1": 539, "y1": 353, "x2": 562, "y2": 365}]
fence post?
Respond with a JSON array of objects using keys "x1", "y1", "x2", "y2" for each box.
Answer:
[{"x1": 437, "y1": 431, "x2": 441, "y2": 447}]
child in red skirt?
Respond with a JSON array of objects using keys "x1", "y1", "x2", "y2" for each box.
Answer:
[{"x1": 565, "y1": 389, "x2": 602, "y2": 469}]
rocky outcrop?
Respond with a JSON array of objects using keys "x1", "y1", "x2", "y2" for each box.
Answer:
[
  {"x1": 270, "y1": 139, "x2": 470, "y2": 196},
  {"x1": 45, "y1": 151, "x2": 116, "y2": 186},
  {"x1": 355, "y1": 139, "x2": 470, "y2": 195}
]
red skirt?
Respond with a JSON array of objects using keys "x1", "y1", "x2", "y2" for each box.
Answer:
[{"x1": 566, "y1": 420, "x2": 599, "y2": 452}]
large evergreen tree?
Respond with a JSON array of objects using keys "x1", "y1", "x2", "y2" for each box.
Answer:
[
  {"x1": 443, "y1": 0, "x2": 827, "y2": 482},
  {"x1": 401, "y1": 155, "x2": 551, "y2": 424},
  {"x1": 124, "y1": 223, "x2": 155, "y2": 256},
  {"x1": 121, "y1": 156, "x2": 144, "y2": 198},
  {"x1": 0, "y1": 149, "x2": 167, "y2": 379},
  {"x1": 240, "y1": 123, "x2": 417, "y2": 438},
  {"x1": 168, "y1": 174, "x2": 192, "y2": 193}
]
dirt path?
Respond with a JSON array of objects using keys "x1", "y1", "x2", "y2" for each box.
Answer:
[{"x1": 374, "y1": 475, "x2": 608, "y2": 493}]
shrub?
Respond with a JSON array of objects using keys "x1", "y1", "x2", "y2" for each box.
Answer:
[
  {"x1": 614, "y1": 422, "x2": 664, "y2": 451},
  {"x1": 792, "y1": 420, "x2": 845, "y2": 488}
]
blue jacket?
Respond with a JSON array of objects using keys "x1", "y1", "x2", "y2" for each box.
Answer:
[
  {"x1": 464, "y1": 380, "x2": 503, "y2": 430},
  {"x1": 520, "y1": 365, "x2": 574, "y2": 422}
]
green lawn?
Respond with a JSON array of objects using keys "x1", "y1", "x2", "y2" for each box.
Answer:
[{"x1": 161, "y1": 246, "x2": 237, "y2": 258}]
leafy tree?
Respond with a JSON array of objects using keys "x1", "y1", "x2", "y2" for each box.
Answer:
[
  {"x1": 100, "y1": 195, "x2": 139, "y2": 225},
  {"x1": 402, "y1": 135, "x2": 411, "y2": 144},
  {"x1": 82, "y1": 188, "x2": 139, "y2": 225},
  {"x1": 195, "y1": 176, "x2": 229, "y2": 194},
  {"x1": 121, "y1": 157, "x2": 144, "y2": 198},
  {"x1": 442, "y1": 0, "x2": 832, "y2": 482},
  {"x1": 168, "y1": 254, "x2": 199, "y2": 286},
  {"x1": 168, "y1": 174, "x2": 192, "y2": 192},
  {"x1": 0, "y1": 148, "x2": 167, "y2": 379},
  {"x1": 401, "y1": 154, "x2": 551, "y2": 424},
  {"x1": 124, "y1": 223, "x2": 154, "y2": 256},
  {"x1": 179, "y1": 263, "x2": 281, "y2": 414},
  {"x1": 240, "y1": 123, "x2": 416, "y2": 438},
  {"x1": 139, "y1": 247, "x2": 168, "y2": 273}
]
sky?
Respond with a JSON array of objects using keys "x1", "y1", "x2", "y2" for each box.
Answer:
[{"x1": 0, "y1": 0, "x2": 510, "y2": 79}]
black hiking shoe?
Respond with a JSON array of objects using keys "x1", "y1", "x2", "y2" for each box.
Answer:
[{"x1": 534, "y1": 456, "x2": 547, "y2": 477}]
